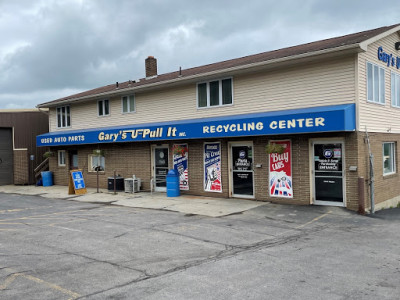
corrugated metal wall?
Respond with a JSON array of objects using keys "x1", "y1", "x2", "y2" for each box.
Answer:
[
  {"x1": 0, "y1": 128, "x2": 13, "y2": 185},
  {"x1": 0, "y1": 111, "x2": 49, "y2": 184}
]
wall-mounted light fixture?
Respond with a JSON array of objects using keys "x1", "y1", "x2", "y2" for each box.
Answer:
[{"x1": 395, "y1": 42, "x2": 400, "y2": 50}]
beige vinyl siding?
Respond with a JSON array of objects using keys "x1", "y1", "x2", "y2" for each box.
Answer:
[
  {"x1": 50, "y1": 56, "x2": 356, "y2": 132},
  {"x1": 358, "y1": 31, "x2": 400, "y2": 133}
]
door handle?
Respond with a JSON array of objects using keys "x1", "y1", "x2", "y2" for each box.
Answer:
[{"x1": 0, "y1": 158, "x2": 2, "y2": 164}]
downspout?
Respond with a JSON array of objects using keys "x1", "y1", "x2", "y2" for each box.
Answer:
[{"x1": 365, "y1": 127, "x2": 375, "y2": 214}]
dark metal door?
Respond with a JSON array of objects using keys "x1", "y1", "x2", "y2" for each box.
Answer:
[
  {"x1": 0, "y1": 129, "x2": 13, "y2": 185},
  {"x1": 154, "y1": 147, "x2": 169, "y2": 191},
  {"x1": 231, "y1": 144, "x2": 254, "y2": 197},
  {"x1": 313, "y1": 142, "x2": 344, "y2": 205}
]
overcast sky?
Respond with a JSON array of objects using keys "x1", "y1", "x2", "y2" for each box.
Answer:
[{"x1": 1, "y1": 0, "x2": 400, "y2": 109}]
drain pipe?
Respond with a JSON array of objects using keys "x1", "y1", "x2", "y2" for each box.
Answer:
[{"x1": 365, "y1": 128, "x2": 375, "y2": 214}]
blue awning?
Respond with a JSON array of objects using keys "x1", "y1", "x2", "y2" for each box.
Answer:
[{"x1": 37, "y1": 104, "x2": 356, "y2": 147}]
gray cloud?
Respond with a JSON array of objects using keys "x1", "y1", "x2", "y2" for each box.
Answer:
[{"x1": 0, "y1": 0, "x2": 399, "y2": 108}]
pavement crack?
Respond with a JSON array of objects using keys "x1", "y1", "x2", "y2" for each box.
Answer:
[{"x1": 78, "y1": 231, "x2": 308, "y2": 299}]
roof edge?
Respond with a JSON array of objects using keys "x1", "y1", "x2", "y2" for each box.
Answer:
[
  {"x1": 0, "y1": 108, "x2": 48, "y2": 113},
  {"x1": 359, "y1": 24, "x2": 400, "y2": 50},
  {"x1": 37, "y1": 43, "x2": 361, "y2": 108}
]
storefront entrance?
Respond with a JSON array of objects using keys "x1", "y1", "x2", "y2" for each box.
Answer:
[
  {"x1": 229, "y1": 142, "x2": 254, "y2": 198},
  {"x1": 152, "y1": 145, "x2": 169, "y2": 192},
  {"x1": 312, "y1": 141, "x2": 345, "y2": 206}
]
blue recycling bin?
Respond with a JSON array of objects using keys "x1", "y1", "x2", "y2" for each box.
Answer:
[
  {"x1": 166, "y1": 169, "x2": 180, "y2": 197},
  {"x1": 41, "y1": 171, "x2": 53, "y2": 187}
]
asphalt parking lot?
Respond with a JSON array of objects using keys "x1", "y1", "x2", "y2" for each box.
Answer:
[{"x1": 0, "y1": 192, "x2": 399, "y2": 299}]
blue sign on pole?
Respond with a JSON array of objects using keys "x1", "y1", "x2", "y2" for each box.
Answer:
[{"x1": 37, "y1": 104, "x2": 356, "y2": 147}]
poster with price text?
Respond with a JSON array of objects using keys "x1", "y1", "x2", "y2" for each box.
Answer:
[{"x1": 269, "y1": 140, "x2": 293, "y2": 198}]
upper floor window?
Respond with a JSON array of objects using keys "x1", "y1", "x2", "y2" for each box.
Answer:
[
  {"x1": 98, "y1": 99, "x2": 109, "y2": 116},
  {"x1": 197, "y1": 78, "x2": 233, "y2": 108},
  {"x1": 56, "y1": 106, "x2": 71, "y2": 128},
  {"x1": 391, "y1": 71, "x2": 400, "y2": 108},
  {"x1": 367, "y1": 62, "x2": 385, "y2": 104},
  {"x1": 122, "y1": 95, "x2": 135, "y2": 113},
  {"x1": 383, "y1": 142, "x2": 396, "y2": 175}
]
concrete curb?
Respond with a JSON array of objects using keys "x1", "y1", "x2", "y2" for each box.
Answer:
[{"x1": 0, "y1": 185, "x2": 267, "y2": 217}]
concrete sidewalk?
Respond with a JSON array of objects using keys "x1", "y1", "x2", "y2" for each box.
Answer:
[{"x1": 0, "y1": 185, "x2": 267, "y2": 217}]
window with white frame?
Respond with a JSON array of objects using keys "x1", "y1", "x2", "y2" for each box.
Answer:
[
  {"x1": 122, "y1": 95, "x2": 135, "y2": 113},
  {"x1": 98, "y1": 99, "x2": 110, "y2": 116},
  {"x1": 58, "y1": 150, "x2": 66, "y2": 166},
  {"x1": 89, "y1": 154, "x2": 105, "y2": 172},
  {"x1": 367, "y1": 62, "x2": 385, "y2": 104},
  {"x1": 391, "y1": 71, "x2": 400, "y2": 107},
  {"x1": 383, "y1": 142, "x2": 396, "y2": 175},
  {"x1": 197, "y1": 78, "x2": 233, "y2": 108},
  {"x1": 56, "y1": 106, "x2": 71, "y2": 128}
]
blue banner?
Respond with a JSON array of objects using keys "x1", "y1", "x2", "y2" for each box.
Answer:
[
  {"x1": 37, "y1": 104, "x2": 355, "y2": 147},
  {"x1": 173, "y1": 144, "x2": 189, "y2": 191}
]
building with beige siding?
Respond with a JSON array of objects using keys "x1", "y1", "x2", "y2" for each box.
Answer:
[{"x1": 37, "y1": 24, "x2": 400, "y2": 212}]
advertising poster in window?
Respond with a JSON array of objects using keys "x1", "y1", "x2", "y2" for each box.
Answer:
[
  {"x1": 204, "y1": 142, "x2": 222, "y2": 192},
  {"x1": 173, "y1": 144, "x2": 189, "y2": 190},
  {"x1": 269, "y1": 140, "x2": 293, "y2": 198}
]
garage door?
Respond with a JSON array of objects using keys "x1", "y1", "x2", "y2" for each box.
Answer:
[{"x1": 0, "y1": 129, "x2": 13, "y2": 185}]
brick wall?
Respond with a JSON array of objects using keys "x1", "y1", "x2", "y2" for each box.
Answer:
[
  {"x1": 357, "y1": 132, "x2": 400, "y2": 209},
  {"x1": 48, "y1": 132, "x2": 364, "y2": 210},
  {"x1": 13, "y1": 149, "x2": 29, "y2": 185}
]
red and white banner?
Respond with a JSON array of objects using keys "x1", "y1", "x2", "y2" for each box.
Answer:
[
  {"x1": 269, "y1": 140, "x2": 293, "y2": 198},
  {"x1": 204, "y1": 142, "x2": 222, "y2": 192}
]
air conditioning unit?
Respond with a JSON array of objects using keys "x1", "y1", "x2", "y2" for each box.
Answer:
[
  {"x1": 124, "y1": 177, "x2": 141, "y2": 193},
  {"x1": 124, "y1": 179, "x2": 133, "y2": 193}
]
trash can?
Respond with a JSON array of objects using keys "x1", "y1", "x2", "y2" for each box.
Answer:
[
  {"x1": 107, "y1": 177, "x2": 124, "y2": 191},
  {"x1": 166, "y1": 169, "x2": 180, "y2": 197},
  {"x1": 41, "y1": 171, "x2": 53, "y2": 187}
]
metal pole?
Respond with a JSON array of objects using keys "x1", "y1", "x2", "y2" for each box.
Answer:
[
  {"x1": 358, "y1": 177, "x2": 365, "y2": 214},
  {"x1": 113, "y1": 170, "x2": 117, "y2": 195},
  {"x1": 96, "y1": 167, "x2": 99, "y2": 193}
]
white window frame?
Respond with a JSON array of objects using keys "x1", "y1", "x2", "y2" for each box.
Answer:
[
  {"x1": 391, "y1": 71, "x2": 400, "y2": 108},
  {"x1": 366, "y1": 62, "x2": 385, "y2": 105},
  {"x1": 121, "y1": 95, "x2": 135, "y2": 113},
  {"x1": 56, "y1": 105, "x2": 71, "y2": 128},
  {"x1": 197, "y1": 77, "x2": 233, "y2": 109},
  {"x1": 88, "y1": 154, "x2": 105, "y2": 172},
  {"x1": 383, "y1": 142, "x2": 396, "y2": 176},
  {"x1": 58, "y1": 150, "x2": 66, "y2": 166},
  {"x1": 98, "y1": 99, "x2": 110, "y2": 116}
]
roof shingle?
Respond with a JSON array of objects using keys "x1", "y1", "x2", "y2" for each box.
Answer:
[{"x1": 37, "y1": 24, "x2": 399, "y2": 107}]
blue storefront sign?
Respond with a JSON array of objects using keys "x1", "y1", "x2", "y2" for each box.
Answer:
[
  {"x1": 377, "y1": 46, "x2": 400, "y2": 69},
  {"x1": 37, "y1": 104, "x2": 356, "y2": 147}
]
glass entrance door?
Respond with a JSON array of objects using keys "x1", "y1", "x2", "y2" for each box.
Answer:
[
  {"x1": 313, "y1": 142, "x2": 344, "y2": 206},
  {"x1": 231, "y1": 143, "x2": 254, "y2": 198},
  {"x1": 154, "y1": 147, "x2": 169, "y2": 192}
]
